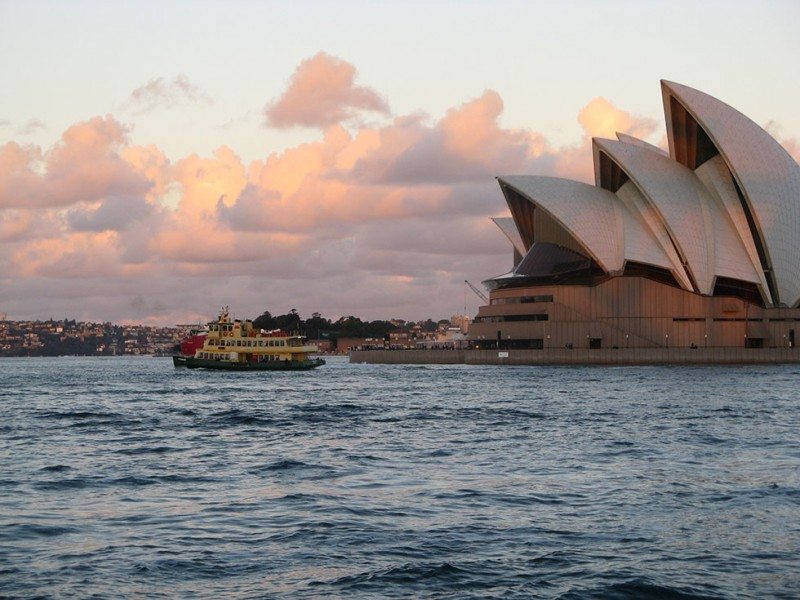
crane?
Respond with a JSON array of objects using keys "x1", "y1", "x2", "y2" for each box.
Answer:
[{"x1": 464, "y1": 280, "x2": 489, "y2": 304}]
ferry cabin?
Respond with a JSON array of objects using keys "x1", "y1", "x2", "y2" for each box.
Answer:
[{"x1": 196, "y1": 312, "x2": 318, "y2": 364}]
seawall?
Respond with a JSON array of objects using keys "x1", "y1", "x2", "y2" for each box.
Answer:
[{"x1": 349, "y1": 348, "x2": 800, "y2": 365}]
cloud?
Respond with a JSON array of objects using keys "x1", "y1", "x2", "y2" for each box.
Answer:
[
  {"x1": 265, "y1": 52, "x2": 389, "y2": 129},
  {"x1": 126, "y1": 75, "x2": 212, "y2": 114},
  {"x1": 16, "y1": 119, "x2": 46, "y2": 136},
  {"x1": 349, "y1": 91, "x2": 548, "y2": 185},
  {"x1": 764, "y1": 120, "x2": 800, "y2": 163},
  {"x1": 0, "y1": 57, "x2": 684, "y2": 324},
  {"x1": 0, "y1": 115, "x2": 151, "y2": 209},
  {"x1": 0, "y1": 118, "x2": 47, "y2": 138},
  {"x1": 578, "y1": 97, "x2": 658, "y2": 140},
  {"x1": 66, "y1": 195, "x2": 156, "y2": 232}
]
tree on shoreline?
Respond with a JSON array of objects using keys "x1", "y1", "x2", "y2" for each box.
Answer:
[{"x1": 252, "y1": 310, "x2": 404, "y2": 340}]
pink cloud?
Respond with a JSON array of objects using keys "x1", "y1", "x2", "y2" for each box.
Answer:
[
  {"x1": 0, "y1": 58, "x2": 710, "y2": 324},
  {"x1": 578, "y1": 96, "x2": 658, "y2": 140},
  {"x1": 764, "y1": 120, "x2": 800, "y2": 163},
  {"x1": 264, "y1": 52, "x2": 389, "y2": 128},
  {"x1": 0, "y1": 115, "x2": 151, "y2": 210}
]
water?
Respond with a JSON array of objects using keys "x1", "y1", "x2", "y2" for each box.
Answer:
[{"x1": 1, "y1": 357, "x2": 798, "y2": 599}]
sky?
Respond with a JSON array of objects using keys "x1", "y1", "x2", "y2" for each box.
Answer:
[{"x1": 1, "y1": 0, "x2": 799, "y2": 324}]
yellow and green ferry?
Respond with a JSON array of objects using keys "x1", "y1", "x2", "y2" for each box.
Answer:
[{"x1": 173, "y1": 308, "x2": 325, "y2": 371}]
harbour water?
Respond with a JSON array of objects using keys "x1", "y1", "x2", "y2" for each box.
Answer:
[{"x1": 1, "y1": 356, "x2": 798, "y2": 598}]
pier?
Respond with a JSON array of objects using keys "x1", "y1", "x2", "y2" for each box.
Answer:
[{"x1": 350, "y1": 347, "x2": 800, "y2": 365}]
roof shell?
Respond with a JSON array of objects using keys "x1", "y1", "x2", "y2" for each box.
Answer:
[
  {"x1": 615, "y1": 132, "x2": 667, "y2": 156},
  {"x1": 491, "y1": 217, "x2": 526, "y2": 257},
  {"x1": 498, "y1": 175, "x2": 683, "y2": 281},
  {"x1": 594, "y1": 138, "x2": 761, "y2": 295},
  {"x1": 695, "y1": 155, "x2": 772, "y2": 299},
  {"x1": 614, "y1": 180, "x2": 689, "y2": 286},
  {"x1": 498, "y1": 176, "x2": 623, "y2": 273},
  {"x1": 662, "y1": 80, "x2": 800, "y2": 306}
]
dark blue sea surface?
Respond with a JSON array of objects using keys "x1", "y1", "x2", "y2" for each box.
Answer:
[{"x1": 1, "y1": 357, "x2": 798, "y2": 599}]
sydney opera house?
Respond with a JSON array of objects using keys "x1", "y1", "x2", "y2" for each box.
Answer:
[{"x1": 469, "y1": 81, "x2": 800, "y2": 351}]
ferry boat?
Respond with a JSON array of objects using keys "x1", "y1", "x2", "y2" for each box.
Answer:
[{"x1": 173, "y1": 308, "x2": 325, "y2": 371}]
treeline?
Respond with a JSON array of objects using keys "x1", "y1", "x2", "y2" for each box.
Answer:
[
  {"x1": 251, "y1": 309, "x2": 442, "y2": 340},
  {"x1": 0, "y1": 324, "x2": 140, "y2": 357}
]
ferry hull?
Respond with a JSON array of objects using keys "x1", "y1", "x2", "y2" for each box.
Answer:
[{"x1": 173, "y1": 355, "x2": 325, "y2": 371}]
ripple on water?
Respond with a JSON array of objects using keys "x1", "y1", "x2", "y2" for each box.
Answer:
[{"x1": 0, "y1": 357, "x2": 798, "y2": 599}]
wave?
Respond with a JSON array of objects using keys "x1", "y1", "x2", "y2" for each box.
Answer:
[{"x1": 559, "y1": 579, "x2": 728, "y2": 600}]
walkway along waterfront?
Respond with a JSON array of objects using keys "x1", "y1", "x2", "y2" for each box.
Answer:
[{"x1": 350, "y1": 347, "x2": 800, "y2": 365}]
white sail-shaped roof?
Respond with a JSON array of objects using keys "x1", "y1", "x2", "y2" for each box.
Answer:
[
  {"x1": 614, "y1": 180, "x2": 692, "y2": 289},
  {"x1": 499, "y1": 176, "x2": 622, "y2": 272},
  {"x1": 662, "y1": 80, "x2": 800, "y2": 307},
  {"x1": 696, "y1": 155, "x2": 772, "y2": 300},
  {"x1": 488, "y1": 80, "x2": 797, "y2": 306},
  {"x1": 498, "y1": 175, "x2": 680, "y2": 278},
  {"x1": 615, "y1": 132, "x2": 668, "y2": 156},
  {"x1": 594, "y1": 138, "x2": 761, "y2": 295},
  {"x1": 491, "y1": 217, "x2": 526, "y2": 257}
]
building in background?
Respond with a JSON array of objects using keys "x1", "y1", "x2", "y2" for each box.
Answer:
[
  {"x1": 450, "y1": 314, "x2": 471, "y2": 334},
  {"x1": 470, "y1": 81, "x2": 800, "y2": 350}
]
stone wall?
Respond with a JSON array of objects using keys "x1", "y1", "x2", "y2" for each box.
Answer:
[{"x1": 350, "y1": 348, "x2": 800, "y2": 365}]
